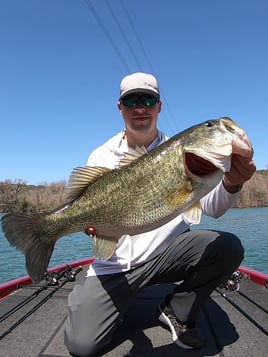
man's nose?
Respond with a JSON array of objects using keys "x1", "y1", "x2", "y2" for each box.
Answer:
[{"x1": 134, "y1": 101, "x2": 145, "y2": 111}]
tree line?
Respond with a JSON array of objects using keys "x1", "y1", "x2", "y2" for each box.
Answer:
[
  {"x1": 0, "y1": 180, "x2": 67, "y2": 213},
  {"x1": 0, "y1": 170, "x2": 268, "y2": 214},
  {"x1": 235, "y1": 170, "x2": 268, "y2": 208}
]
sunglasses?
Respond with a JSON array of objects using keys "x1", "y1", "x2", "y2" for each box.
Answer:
[{"x1": 121, "y1": 95, "x2": 159, "y2": 108}]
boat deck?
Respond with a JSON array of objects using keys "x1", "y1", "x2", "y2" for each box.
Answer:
[{"x1": 0, "y1": 265, "x2": 267, "y2": 357}]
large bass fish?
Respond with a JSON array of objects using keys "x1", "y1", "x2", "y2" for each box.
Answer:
[{"x1": 1, "y1": 117, "x2": 252, "y2": 282}]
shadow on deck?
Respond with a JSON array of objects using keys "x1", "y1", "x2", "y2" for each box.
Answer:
[{"x1": 0, "y1": 269, "x2": 267, "y2": 357}]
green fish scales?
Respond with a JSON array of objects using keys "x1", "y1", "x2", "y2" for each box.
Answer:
[{"x1": 1, "y1": 117, "x2": 252, "y2": 282}]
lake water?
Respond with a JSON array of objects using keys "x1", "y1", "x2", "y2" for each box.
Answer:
[{"x1": 0, "y1": 207, "x2": 267, "y2": 284}]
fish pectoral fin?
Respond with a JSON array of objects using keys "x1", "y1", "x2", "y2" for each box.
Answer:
[
  {"x1": 182, "y1": 203, "x2": 202, "y2": 225},
  {"x1": 68, "y1": 166, "x2": 111, "y2": 201},
  {"x1": 92, "y1": 235, "x2": 118, "y2": 260},
  {"x1": 118, "y1": 146, "x2": 148, "y2": 168},
  {"x1": 164, "y1": 181, "x2": 193, "y2": 210}
]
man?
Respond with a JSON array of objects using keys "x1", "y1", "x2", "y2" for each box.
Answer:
[{"x1": 64, "y1": 72, "x2": 256, "y2": 356}]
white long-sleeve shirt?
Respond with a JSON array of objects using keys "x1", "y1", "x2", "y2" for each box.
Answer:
[{"x1": 86, "y1": 130, "x2": 240, "y2": 276}]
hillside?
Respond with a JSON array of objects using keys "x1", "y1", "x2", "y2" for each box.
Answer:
[
  {"x1": 234, "y1": 170, "x2": 268, "y2": 207},
  {"x1": 0, "y1": 170, "x2": 267, "y2": 213}
]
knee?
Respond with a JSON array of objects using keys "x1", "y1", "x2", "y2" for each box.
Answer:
[
  {"x1": 64, "y1": 320, "x2": 112, "y2": 357},
  {"x1": 64, "y1": 331, "x2": 110, "y2": 357},
  {"x1": 216, "y1": 231, "x2": 244, "y2": 269}
]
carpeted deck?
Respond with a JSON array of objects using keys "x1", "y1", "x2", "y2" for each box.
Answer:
[{"x1": 0, "y1": 266, "x2": 267, "y2": 357}]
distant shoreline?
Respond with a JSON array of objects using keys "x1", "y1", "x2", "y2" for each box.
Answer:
[{"x1": 0, "y1": 170, "x2": 267, "y2": 213}]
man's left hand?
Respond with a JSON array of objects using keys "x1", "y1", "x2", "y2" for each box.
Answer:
[{"x1": 223, "y1": 153, "x2": 256, "y2": 193}]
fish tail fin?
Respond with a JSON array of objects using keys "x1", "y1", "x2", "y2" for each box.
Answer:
[{"x1": 1, "y1": 213, "x2": 55, "y2": 283}]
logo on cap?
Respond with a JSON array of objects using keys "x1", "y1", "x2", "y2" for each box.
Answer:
[{"x1": 119, "y1": 72, "x2": 160, "y2": 99}]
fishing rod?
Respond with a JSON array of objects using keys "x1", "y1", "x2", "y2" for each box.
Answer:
[
  {"x1": 0, "y1": 266, "x2": 73, "y2": 324},
  {"x1": 0, "y1": 266, "x2": 82, "y2": 340},
  {"x1": 237, "y1": 290, "x2": 268, "y2": 314},
  {"x1": 0, "y1": 285, "x2": 47, "y2": 324},
  {"x1": 217, "y1": 270, "x2": 268, "y2": 336}
]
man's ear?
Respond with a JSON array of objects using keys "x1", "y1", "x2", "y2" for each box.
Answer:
[
  {"x1": 117, "y1": 101, "x2": 123, "y2": 114},
  {"x1": 158, "y1": 100, "x2": 162, "y2": 113}
]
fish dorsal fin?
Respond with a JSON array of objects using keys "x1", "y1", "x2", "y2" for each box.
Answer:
[
  {"x1": 92, "y1": 235, "x2": 118, "y2": 260},
  {"x1": 118, "y1": 146, "x2": 148, "y2": 168},
  {"x1": 68, "y1": 166, "x2": 110, "y2": 200},
  {"x1": 182, "y1": 203, "x2": 202, "y2": 225}
]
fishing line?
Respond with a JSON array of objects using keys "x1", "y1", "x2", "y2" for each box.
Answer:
[
  {"x1": 216, "y1": 288, "x2": 268, "y2": 337},
  {"x1": 0, "y1": 266, "x2": 82, "y2": 340},
  {"x1": 120, "y1": 0, "x2": 179, "y2": 135},
  {"x1": 0, "y1": 285, "x2": 48, "y2": 324},
  {"x1": 120, "y1": 0, "x2": 155, "y2": 74},
  {"x1": 83, "y1": 0, "x2": 178, "y2": 135},
  {"x1": 83, "y1": 0, "x2": 131, "y2": 72},
  {"x1": 238, "y1": 290, "x2": 268, "y2": 314},
  {"x1": 104, "y1": 0, "x2": 144, "y2": 71},
  {"x1": 0, "y1": 267, "x2": 71, "y2": 323}
]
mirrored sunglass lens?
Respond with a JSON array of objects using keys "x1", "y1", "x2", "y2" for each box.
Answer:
[
  {"x1": 122, "y1": 97, "x2": 138, "y2": 107},
  {"x1": 122, "y1": 96, "x2": 158, "y2": 107},
  {"x1": 140, "y1": 97, "x2": 158, "y2": 106}
]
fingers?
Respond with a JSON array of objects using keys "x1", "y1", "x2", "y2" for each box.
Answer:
[
  {"x1": 232, "y1": 139, "x2": 253, "y2": 159},
  {"x1": 224, "y1": 154, "x2": 256, "y2": 186}
]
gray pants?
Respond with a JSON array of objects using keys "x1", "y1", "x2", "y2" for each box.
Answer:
[{"x1": 64, "y1": 230, "x2": 244, "y2": 356}]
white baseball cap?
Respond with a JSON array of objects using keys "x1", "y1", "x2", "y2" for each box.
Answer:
[{"x1": 119, "y1": 72, "x2": 160, "y2": 99}]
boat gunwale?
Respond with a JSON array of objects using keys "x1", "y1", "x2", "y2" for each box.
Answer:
[
  {"x1": 0, "y1": 261, "x2": 267, "y2": 300},
  {"x1": 0, "y1": 257, "x2": 95, "y2": 299}
]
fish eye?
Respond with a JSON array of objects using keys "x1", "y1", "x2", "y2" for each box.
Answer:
[{"x1": 204, "y1": 121, "x2": 213, "y2": 127}]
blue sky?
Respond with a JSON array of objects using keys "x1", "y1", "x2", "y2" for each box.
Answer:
[{"x1": 1, "y1": 0, "x2": 267, "y2": 185}]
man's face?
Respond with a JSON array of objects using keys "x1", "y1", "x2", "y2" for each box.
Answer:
[{"x1": 118, "y1": 93, "x2": 162, "y2": 134}]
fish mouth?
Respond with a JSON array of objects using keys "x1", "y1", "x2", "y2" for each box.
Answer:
[{"x1": 185, "y1": 153, "x2": 220, "y2": 177}]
